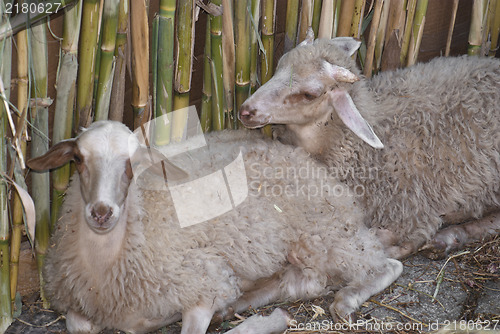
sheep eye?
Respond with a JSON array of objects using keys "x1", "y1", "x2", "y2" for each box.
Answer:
[
  {"x1": 74, "y1": 154, "x2": 82, "y2": 164},
  {"x1": 303, "y1": 92, "x2": 317, "y2": 100}
]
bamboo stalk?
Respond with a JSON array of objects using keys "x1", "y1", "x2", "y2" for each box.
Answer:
[
  {"x1": 400, "y1": 0, "x2": 417, "y2": 65},
  {"x1": 312, "y1": 0, "x2": 323, "y2": 37},
  {"x1": 469, "y1": 0, "x2": 487, "y2": 55},
  {"x1": 222, "y1": 0, "x2": 235, "y2": 128},
  {"x1": 30, "y1": 20, "x2": 51, "y2": 308},
  {"x1": 94, "y1": 0, "x2": 119, "y2": 121},
  {"x1": 337, "y1": 0, "x2": 356, "y2": 36},
  {"x1": 261, "y1": 0, "x2": 275, "y2": 137},
  {"x1": 350, "y1": 0, "x2": 366, "y2": 38},
  {"x1": 332, "y1": 0, "x2": 341, "y2": 36},
  {"x1": 298, "y1": 0, "x2": 313, "y2": 42},
  {"x1": 131, "y1": 0, "x2": 150, "y2": 129},
  {"x1": 249, "y1": 0, "x2": 260, "y2": 93},
  {"x1": 200, "y1": 18, "x2": 212, "y2": 133},
  {"x1": 152, "y1": 0, "x2": 175, "y2": 145},
  {"x1": 445, "y1": 0, "x2": 459, "y2": 56},
  {"x1": 490, "y1": 0, "x2": 500, "y2": 56},
  {"x1": 406, "y1": 0, "x2": 428, "y2": 66},
  {"x1": 364, "y1": 0, "x2": 384, "y2": 77},
  {"x1": 384, "y1": 0, "x2": 405, "y2": 45},
  {"x1": 318, "y1": 0, "x2": 336, "y2": 39},
  {"x1": 0, "y1": 5, "x2": 12, "y2": 328},
  {"x1": 109, "y1": 0, "x2": 128, "y2": 121},
  {"x1": 76, "y1": 0, "x2": 100, "y2": 128},
  {"x1": 210, "y1": 0, "x2": 224, "y2": 131},
  {"x1": 284, "y1": 0, "x2": 300, "y2": 52},
  {"x1": 235, "y1": 0, "x2": 251, "y2": 119},
  {"x1": 50, "y1": 0, "x2": 82, "y2": 234},
  {"x1": 172, "y1": 0, "x2": 194, "y2": 140},
  {"x1": 374, "y1": 0, "x2": 391, "y2": 71}
]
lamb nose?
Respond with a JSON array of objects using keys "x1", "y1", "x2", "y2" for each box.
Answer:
[
  {"x1": 238, "y1": 106, "x2": 255, "y2": 119},
  {"x1": 91, "y1": 203, "x2": 113, "y2": 224}
]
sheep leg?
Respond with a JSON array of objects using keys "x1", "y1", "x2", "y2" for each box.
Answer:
[
  {"x1": 224, "y1": 308, "x2": 291, "y2": 334},
  {"x1": 330, "y1": 258, "x2": 403, "y2": 321},
  {"x1": 420, "y1": 211, "x2": 500, "y2": 260},
  {"x1": 180, "y1": 304, "x2": 215, "y2": 334},
  {"x1": 65, "y1": 309, "x2": 103, "y2": 334}
]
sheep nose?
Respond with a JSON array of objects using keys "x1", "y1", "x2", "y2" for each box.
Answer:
[
  {"x1": 238, "y1": 105, "x2": 256, "y2": 121},
  {"x1": 91, "y1": 202, "x2": 113, "y2": 225}
]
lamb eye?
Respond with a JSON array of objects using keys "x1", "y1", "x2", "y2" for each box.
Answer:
[
  {"x1": 74, "y1": 154, "x2": 82, "y2": 164},
  {"x1": 303, "y1": 92, "x2": 317, "y2": 100}
]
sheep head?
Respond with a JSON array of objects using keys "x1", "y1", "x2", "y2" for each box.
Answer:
[
  {"x1": 27, "y1": 121, "x2": 186, "y2": 234},
  {"x1": 238, "y1": 36, "x2": 383, "y2": 149}
]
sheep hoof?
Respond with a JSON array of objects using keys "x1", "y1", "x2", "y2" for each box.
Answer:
[
  {"x1": 212, "y1": 306, "x2": 235, "y2": 324},
  {"x1": 329, "y1": 302, "x2": 357, "y2": 324},
  {"x1": 420, "y1": 225, "x2": 468, "y2": 260}
]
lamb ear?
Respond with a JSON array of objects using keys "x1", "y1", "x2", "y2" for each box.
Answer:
[
  {"x1": 27, "y1": 139, "x2": 77, "y2": 171},
  {"x1": 323, "y1": 62, "x2": 359, "y2": 83},
  {"x1": 130, "y1": 146, "x2": 188, "y2": 182},
  {"x1": 298, "y1": 27, "x2": 315, "y2": 46},
  {"x1": 328, "y1": 89, "x2": 384, "y2": 149},
  {"x1": 331, "y1": 37, "x2": 361, "y2": 57}
]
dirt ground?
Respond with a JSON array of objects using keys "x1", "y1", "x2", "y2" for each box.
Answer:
[{"x1": 5, "y1": 237, "x2": 500, "y2": 334}]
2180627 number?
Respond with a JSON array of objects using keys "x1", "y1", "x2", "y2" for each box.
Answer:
[{"x1": 5, "y1": 2, "x2": 62, "y2": 15}]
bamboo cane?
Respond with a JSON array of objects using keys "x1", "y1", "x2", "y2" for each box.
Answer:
[
  {"x1": 261, "y1": 0, "x2": 275, "y2": 137},
  {"x1": 76, "y1": 0, "x2": 100, "y2": 128},
  {"x1": 445, "y1": 0, "x2": 459, "y2": 56},
  {"x1": 131, "y1": 0, "x2": 150, "y2": 129},
  {"x1": 312, "y1": 0, "x2": 323, "y2": 37},
  {"x1": 30, "y1": 20, "x2": 51, "y2": 308},
  {"x1": 235, "y1": 0, "x2": 251, "y2": 118},
  {"x1": 50, "y1": 0, "x2": 82, "y2": 234},
  {"x1": 210, "y1": 0, "x2": 224, "y2": 131},
  {"x1": 298, "y1": 0, "x2": 313, "y2": 42},
  {"x1": 109, "y1": 0, "x2": 128, "y2": 121},
  {"x1": 200, "y1": 17, "x2": 212, "y2": 133},
  {"x1": 318, "y1": 0, "x2": 336, "y2": 39},
  {"x1": 374, "y1": 0, "x2": 391, "y2": 71},
  {"x1": 337, "y1": 0, "x2": 356, "y2": 36},
  {"x1": 406, "y1": 0, "x2": 428, "y2": 66},
  {"x1": 284, "y1": 0, "x2": 299, "y2": 52},
  {"x1": 364, "y1": 0, "x2": 384, "y2": 77},
  {"x1": 0, "y1": 5, "x2": 12, "y2": 328},
  {"x1": 490, "y1": 0, "x2": 500, "y2": 56},
  {"x1": 95, "y1": 0, "x2": 119, "y2": 121},
  {"x1": 172, "y1": 0, "x2": 194, "y2": 140},
  {"x1": 152, "y1": 0, "x2": 175, "y2": 145},
  {"x1": 332, "y1": 0, "x2": 341, "y2": 36},
  {"x1": 400, "y1": 0, "x2": 417, "y2": 65},
  {"x1": 249, "y1": 0, "x2": 260, "y2": 93},
  {"x1": 221, "y1": 0, "x2": 235, "y2": 129},
  {"x1": 350, "y1": 0, "x2": 366, "y2": 38},
  {"x1": 468, "y1": 0, "x2": 486, "y2": 56}
]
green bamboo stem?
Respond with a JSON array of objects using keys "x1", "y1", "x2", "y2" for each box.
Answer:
[
  {"x1": 94, "y1": 0, "x2": 119, "y2": 121},
  {"x1": 249, "y1": 0, "x2": 260, "y2": 93},
  {"x1": 0, "y1": 6, "x2": 12, "y2": 328},
  {"x1": 318, "y1": 0, "x2": 336, "y2": 39},
  {"x1": 406, "y1": 0, "x2": 428, "y2": 66},
  {"x1": 131, "y1": 0, "x2": 150, "y2": 129},
  {"x1": 172, "y1": 0, "x2": 194, "y2": 140},
  {"x1": 200, "y1": 18, "x2": 212, "y2": 133},
  {"x1": 337, "y1": 0, "x2": 355, "y2": 36},
  {"x1": 261, "y1": 0, "x2": 275, "y2": 137},
  {"x1": 364, "y1": 0, "x2": 384, "y2": 77},
  {"x1": 284, "y1": 0, "x2": 299, "y2": 52},
  {"x1": 222, "y1": 0, "x2": 235, "y2": 128},
  {"x1": 468, "y1": 0, "x2": 487, "y2": 55},
  {"x1": 29, "y1": 20, "x2": 51, "y2": 308},
  {"x1": 312, "y1": 0, "x2": 323, "y2": 37},
  {"x1": 400, "y1": 0, "x2": 417, "y2": 65},
  {"x1": 490, "y1": 0, "x2": 500, "y2": 56},
  {"x1": 51, "y1": 0, "x2": 82, "y2": 233},
  {"x1": 210, "y1": 0, "x2": 224, "y2": 131},
  {"x1": 235, "y1": 0, "x2": 251, "y2": 121},
  {"x1": 374, "y1": 0, "x2": 391, "y2": 71},
  {"x1": 350, "y1": 0, "x2": 366, "y2": 38},
  {"x1": 152, "y1": 0, "x2": 175, "y2": 145},
  {"x1": 109, "y1": 0, "x2": 128, "y2": 121},
  {"x1": 298, "y1": 0, "x2": 312, "y2": 42},
  {"x1": 76, "y1": 0, "x2": 100, "y2": 128}
]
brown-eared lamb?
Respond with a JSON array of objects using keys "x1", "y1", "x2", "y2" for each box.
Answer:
[{"x1": 238, "y1": 35, "x2": 500, "y2": 259}]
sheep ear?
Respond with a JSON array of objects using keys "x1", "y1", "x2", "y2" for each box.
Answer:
[
  {"x1": 331, "y1": 37, "x2": 361, "y2": 57},
  {"x1": 130, "y1": 147, "x2": 188, "y2": 182},
  {"x1": 323, "y1": 62, "x2": 359, "y2": 83},
  {"x1": 298, "y1": 27, "x2": 315, "y2": 46},
  {"x1": 27, "y1": 139, "x2": 77, "y2": 171},
  {"x1": 328, "y1": 89, "x2": 384, "y2": 149}
]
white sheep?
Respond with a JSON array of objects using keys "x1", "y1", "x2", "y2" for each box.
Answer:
[
  {"x1": 238, "y1": 35, "x2": 500, "y2": 259},
  {"x1": 27, "y1": 120, "x2": 402, "y2": 334}
]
